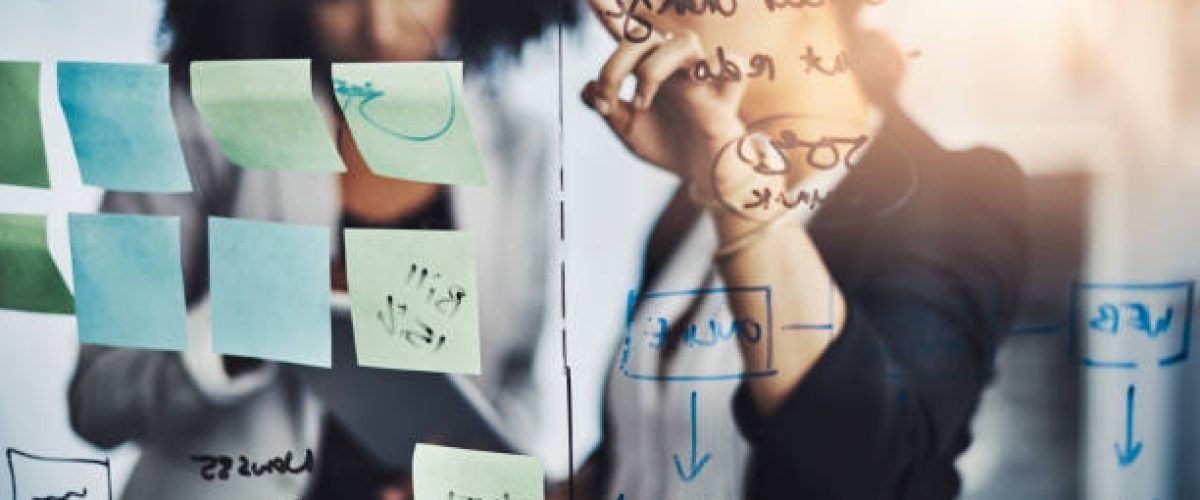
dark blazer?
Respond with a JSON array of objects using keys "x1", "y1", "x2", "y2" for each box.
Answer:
[{"x1": 591, "y1": 108, "x2": 1028, "y2": 499}]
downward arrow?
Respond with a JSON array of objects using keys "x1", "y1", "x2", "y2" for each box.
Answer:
[
  {"x1": 672, "y1": 390, "x2": 712, "y2": 482},
  {"x1": 1113, "y1": 384, "x2": 1143, "y2": 468}
]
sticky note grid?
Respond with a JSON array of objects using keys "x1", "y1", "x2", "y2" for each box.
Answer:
[{"x1": 2, "y1": 58, "x2": 493, "y2": 376}]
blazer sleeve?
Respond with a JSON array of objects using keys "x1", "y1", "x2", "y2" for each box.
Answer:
[
  {"x1": 68, "y1": 89, "x2": 276, "y2": 449},
  {"x1": 731, "y1": 147, "x2": 1028, "y2": 499}
]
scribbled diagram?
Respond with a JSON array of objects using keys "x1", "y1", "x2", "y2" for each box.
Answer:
[
  {"x1": 330, "y1": 61, "x2": 485, "y2": 185},
  {"x1": 1069, "y1": 281, "x2": 1193, "y2": 369},
  {"x1": 334, "y1": 67, "x2": 456, "y2": 143},
  {"x1": 620, "y1": 286, "x2": 774, "y2": 382},
  {"x1": 1004, "y1": 279, "x2": 1194, "y2": 497},
  {"x1": 6, "y1": 448, "x2": 111, "y2": 500}
]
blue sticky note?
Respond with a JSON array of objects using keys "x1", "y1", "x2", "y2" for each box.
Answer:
[
  {"x1": 209, "y1": 217, "x2": 331, "y2": 367},
  {"x1": 68, "y1": 213, "x2": 187, "y2": 351},
  {"x1": 58, "y1": 62, "x2": 192, "y2": 192}
]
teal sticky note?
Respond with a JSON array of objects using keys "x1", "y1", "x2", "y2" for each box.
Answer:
[
  {"x1": 58, "y1": 62, "x2": 192, "y2": 192},
  {"x1": 0, "y1": 213, "x2": 73, "y2": 314},
  {"x1": 68, "y1": 213, "x2": 187, "y2": 350},
  {"x1": 344, "y1": 229, "x2": 480, "y2": 374},
  {"x1": 413, "y1": 444, "x2": 544, "y2": 500},
  {"x1": 209, "y1": 217, "x2": 331, "y2": 367},
  {"x1": 332, "y1": 62, "x2": 485, "y2": 185},
  {"x1": 0, "y1": 61, "x2": 50, "y2": 188},
  {"x1": 190, "y1": 59, "x2": 345, "y2": 172}
]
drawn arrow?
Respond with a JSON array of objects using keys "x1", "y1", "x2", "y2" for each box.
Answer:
[
  {"x1": 672, "y1": 390, "x2": 712, "y2": 482},
  {"x1": 1113, "y1": 384, "x2": 1143, "y2": 468}
]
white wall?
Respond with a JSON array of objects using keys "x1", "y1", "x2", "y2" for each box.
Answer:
[{"x1": 0, "y1": 1, "x2": 162, "y2": 497}]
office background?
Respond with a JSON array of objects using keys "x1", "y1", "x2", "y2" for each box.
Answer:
[{"x1": 3, "y1": 0, "x2": 1200, "y2": 498}]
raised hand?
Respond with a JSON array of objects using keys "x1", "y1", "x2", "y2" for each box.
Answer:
[{"x1": 582, "y1": 6, "x2": 751, "y2": 195}]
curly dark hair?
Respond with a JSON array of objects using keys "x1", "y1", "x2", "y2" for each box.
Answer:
[{"x1": 161, "y1": 0, "x2": 578, "y2": 83}]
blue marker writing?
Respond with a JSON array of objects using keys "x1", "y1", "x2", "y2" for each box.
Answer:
[
  {"x1": 334, "y1": 69, "x2": 456, "y2": 142},
  {"x1": 672, "y1": 390, "x2": 712, "y2": 482},
  {"x1": 1088, "y1": 302, "x2": 1173, "y2": 338},
  {"x1": 1114, "y1": 384, "x2": 1143, "y2": 468},
  {"x1": 643, "y1": 317, "x2": 762, "y2": 350}
]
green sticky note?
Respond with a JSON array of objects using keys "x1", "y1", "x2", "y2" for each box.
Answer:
[
  {"x1": 0, "y1": 61, "x2": 50, "y2": 188},
  {"x1": 344, "y1": 228, "x2": 480, "y2": 374},
  {"x1": 0, "y1": 213, "x2": 74, "y2": 314},
  {"x1": 333, "y1": 62, "x2": 486, "y2": 185},
  {"x1": 190, "y1": 59, "x2": 344, "y2": 172},
  {"x1": 412, "y1": 444, "x2": 544, "y2": 500}
]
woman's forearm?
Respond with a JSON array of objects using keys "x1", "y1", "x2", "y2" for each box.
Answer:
[{"x1": 711, "y1": 208, "x2": 847, "y2": 415}]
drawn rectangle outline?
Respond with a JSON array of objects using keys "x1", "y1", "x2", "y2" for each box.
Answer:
[
  {"x1": 620, "y1": 286, "x2": 775, "y2": 382},
  {"x1": 6, "y1": 447, "x2": 112, "y2": 500},
  {"x1": 1067, "y1": 280, "x2": 1194, "y2": 369}
]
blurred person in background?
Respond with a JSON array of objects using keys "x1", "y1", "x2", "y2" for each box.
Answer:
[
  {"x1": 578, "y1": 0, "x2": 1028, "y2": 498},
  {"x1": 67, "y1": 0, "x2": 575, "y2": 498}
]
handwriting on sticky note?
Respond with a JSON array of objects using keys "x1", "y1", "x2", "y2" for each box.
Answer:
[
  {"x1": 190, "y1": 59, "x2": 344, "y2": 172},
  {"x1": 0, "y1": 213, "x2": 74, "y2": 314},
  {"x1": 69, "y1": 213, "x2": 188, "y2": 351},
  {"x1": 57, "y1": 62, "x2": 192, "y2": 192},
  {"x1": 209, "y1": 217, "x2": 332, "y2": 368},
  {"x1": 0, "y1": 61, "x2": 50, "y2": 188},
  {"x1": 335, "y1": 76, "x2": 454, "y2": 141},
  {"x1": 412, "y1": 444, "x2": 543, "y2": 500},
  {"x1": 345, "y1": 229, "x2": 480, "y2": 374},
  {"x1": 332, "y1": 62, "x2": 486, "y2": 185},
  {"x1": 376, "y1": 263, "x2": 470, "y2": 352}
]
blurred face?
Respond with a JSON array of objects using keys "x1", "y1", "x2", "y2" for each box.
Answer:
[{"x1": 314, "y1": 0, "x2": 454, "y2": 62}]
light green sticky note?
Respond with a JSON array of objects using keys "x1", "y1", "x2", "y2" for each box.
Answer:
[
  {"x1": 0, "y1": 61, "x2": 50, "y2": 188},
  {"x1": 190, "y1": 59, "x2": 344, "y2": 172},
  {"x1": 0, "y1": 213, "x2": 74, "y2": 314},
  {"x1": 344, "y1": 228, "x2": 480, "y2": 374},
  {"x1": 333, "y1": 61, "x2": 486, "y2": 185},
  {"x1": 413, "y1": 444, "x2": 544, "y2": 500}
]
